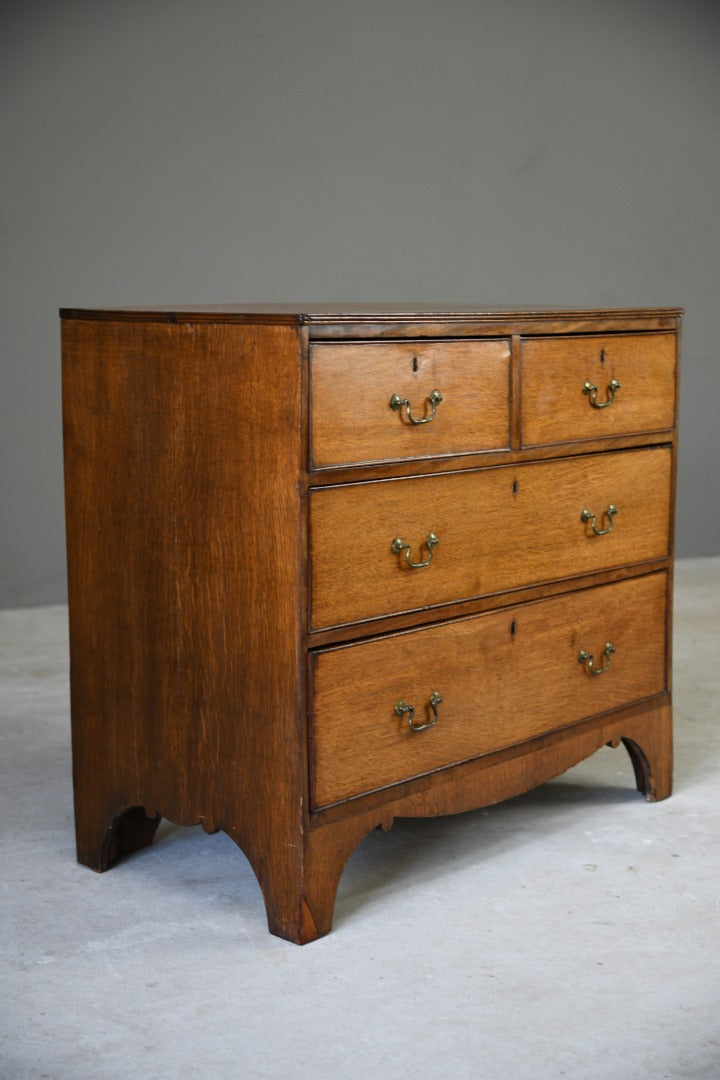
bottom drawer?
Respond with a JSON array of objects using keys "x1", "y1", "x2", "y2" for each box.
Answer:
[{"x1": 309, "y1": 573, "x2": 667, "y2": 808}]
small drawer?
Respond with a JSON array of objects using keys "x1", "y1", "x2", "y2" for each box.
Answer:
[
  {"x1": 310, "y1": 339, "x2": 510, "y2": 468},
  {"x1": 521, "y1": 333, "x2": 676, "y2": 447},
  {"x1": 308, "y1": 447, "x2": 671, "y2": 630},
  {"x1": 309, "y1": 573, "x2": 667, "y2": 807}
]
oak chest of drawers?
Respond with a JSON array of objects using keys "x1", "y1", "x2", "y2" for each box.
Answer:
[{"x1": 61, "y1": 305, "x2": 680, "y2": 943}]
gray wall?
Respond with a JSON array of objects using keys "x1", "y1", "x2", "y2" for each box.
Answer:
[{"x1": 2, "y1": 0, "x2": 718, "y2": 608}]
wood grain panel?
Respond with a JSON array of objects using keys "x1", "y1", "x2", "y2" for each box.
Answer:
[
  {"x1": 309, "y1": 447, "x2": 671, "y2": 629},
  {"x1": 310, "y1": 339, "x2": 510, "y2": 467},
  {"x1": 521, "y1": 333, "x2": 676, "y2": 446},
  {"x1": 310, "y1": 573, "x2": 667, "y2": 807},
  {"x1": 63, "y1": 318, "x2": 309, "y2": 938}
]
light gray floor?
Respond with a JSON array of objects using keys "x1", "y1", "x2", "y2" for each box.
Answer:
[{"x1": 2, "y1": 558, "x2": 719, "y2": 1080}]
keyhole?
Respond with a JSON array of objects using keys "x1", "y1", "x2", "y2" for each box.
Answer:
[
  {"x1": 600, "y1": 349, "x2": 606, "y2": 366},
  {"x1": 510, "y1": 619, "x2": 517, "y2": 639},
  {"x1": 412, "y1": 356, "x2": 419, "y2": 373},
  {"x1": 512, "y1": 479, "x2": 519, "y2": 495}
]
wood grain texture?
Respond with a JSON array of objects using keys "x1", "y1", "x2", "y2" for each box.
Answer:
[
  {"x1": 310, "y1": 338, "x2": 510, "y2": 467},
  {"x1": 521, "y1": 332, "x2": 676, "y2": 446},
  {"x1": 63, "y1": 318, "x2": 308, "y2": 938},
  {"x1": 298, "y1": 694, "x2": 672, "y2": 937},
  {"x1": 309, "y1": 447, "x2": 671, "y2": 629},
  {"x1": 302, "y1": 430, "x2": 673, "y2": 487},
  {"x1": 311, "y1": 695, "x2": 672, "y2": 828},
  {"x1": 307, "y1": 314, "x2": 682, "y2": 341},
  {"x1": 307, "y1": 558, "x2": 671, "y2": 649},
  {"x1": 310, "y1": 573, "x2": 667, "y2": 807}
]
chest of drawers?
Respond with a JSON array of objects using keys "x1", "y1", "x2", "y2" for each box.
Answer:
[{"x1": 61, "y1": 305, "x2": 680, "y2": 943}]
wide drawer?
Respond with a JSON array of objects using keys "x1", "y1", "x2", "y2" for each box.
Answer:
[
  {"x1": 309, "y1": 573, "x2": 667, "y2": 808},
  {"x1": 309, "y1": 447, "x2": 671, "y2": 630},
  {"x1": 521, "y1": 333, "x2": 676, "y2": 446},
  {"x1": 310, "y1": 339, "x2": 511, "y2": 468}
]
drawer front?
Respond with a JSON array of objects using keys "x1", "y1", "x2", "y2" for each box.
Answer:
[
  {"x1": 310, "y1": 573, "x2": 667, "y2": 807},
  {"x1": 310, "y1": 339, "x2": 511, "y2": 468},
  {"x1": 309, "y1": 447, "x2": 671, "y2": 630},
  {"x1": 521, "y1": 333, "x2": 676, "y2": 447}
]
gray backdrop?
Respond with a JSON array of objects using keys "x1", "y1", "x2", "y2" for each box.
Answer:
[{"x1": 2, "y1": 0, "x2": 718, "y2": 608}]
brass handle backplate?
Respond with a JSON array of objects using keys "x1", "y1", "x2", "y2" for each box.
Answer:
[
  {"x1": 581, "y1": 504, "x2": 618, "y2": 536},
  {"x1": 578, "y1": 641, "x2": 616, "y2": 676},
  {"x1": 395, "y1": 690, "x2": 443, "y2": 732},
  {"x1": 583, "y1": 378, "x2": 621, "y2": 409},
  {"x1": 390, "y1": 389, "x2": 444, "y2": 425},
  {"x1": 391, "y1": 532, "x2": 439, "y2": 569}
]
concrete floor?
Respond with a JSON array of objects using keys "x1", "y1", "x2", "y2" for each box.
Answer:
[{"x1": 1, "y1": 557, "x2": 719, "y2": 1080}]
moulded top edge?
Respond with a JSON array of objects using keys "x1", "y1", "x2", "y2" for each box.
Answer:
[{"x1": 59, "y1": 304, "x2": 684, "y2": 324}]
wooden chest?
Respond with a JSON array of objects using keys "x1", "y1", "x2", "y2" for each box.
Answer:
[{"x1": 61, "y1": 305, "x2": 680, "y2": 943}]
